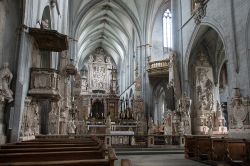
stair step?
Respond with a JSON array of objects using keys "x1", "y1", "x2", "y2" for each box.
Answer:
[{"x1": 116, "y1": 150, "x2": 184, "y2": 155}]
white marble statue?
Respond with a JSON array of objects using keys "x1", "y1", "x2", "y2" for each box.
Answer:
[
  {"x1": 88, "y1": 55, "x2": 94, "y2": 63},
  {"x1": 106, "y1": 114, "x2": 112, "y2": 134},
  {"x1": 68, "y1": 120, "x2": 76, "y2": 134},
  {"x1": 0, "y1": 63, "x2": 13, "y2": 103}
]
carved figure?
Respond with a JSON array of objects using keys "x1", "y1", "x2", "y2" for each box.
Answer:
[
  {"x1": 95, "y1": 48, "x2": 105, "y2": 62},
  {"x1": 178, "y1": 94, "x2": 192, "y2": 117},
  {"x1": 148, "y1": 117, "x2": 154, "y2": 134},
  {"x1": 232, "y1": 98, "x2": 247, "y2": 129},
  {"x1": 135, "y1": 77, "x2": 141, "y2": 91},
  {"x1": 0, "y1": 63, "x2": 13, "y2": 102},
  {"x1": 88, "y1": 55, "x2": 94, "y2": 63},
  {"x1": 106, "y1": 56, "x2": 111, "y2": 64},
  {"x1": 196, "y1": 68, "x2": 214, "y2": 112},
  {"x1": 68, "y1": 120, "x2": 76, "y2": 134},
  {"x1": 81, "y1": 79, "x2": 87, "y2": 91},
  {"x1": 48, "y1": 102, "x2": 59, "y2": 134},
  {"x1": 106, "y1": 113, "x2": 112, "y2": 128}
]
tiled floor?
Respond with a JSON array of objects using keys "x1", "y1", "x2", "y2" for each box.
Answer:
[{"x1": 115, "y1": 154, "x2": 208, "y2": 166}]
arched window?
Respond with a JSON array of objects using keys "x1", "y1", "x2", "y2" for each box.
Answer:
[{"x1": 163, "y1": 9, "x2": 172, "y2": 51}]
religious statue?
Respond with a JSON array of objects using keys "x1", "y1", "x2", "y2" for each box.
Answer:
[
  {"x1": 148, "y1": 117, "x2": 154, "y2": 134},
  {"x1": 68, "y1": 120, "x2": 76, "y2": 134},
  {"x1": 81, "y1": 78, "x2": 88, "y2": 91},
  {"x1": 88, "y1": 55, "x2": 94, "y2": 63},
  {"x1": 106, "y1": 56, "x2": 111, "y2": 64},
  {"x1": 48, "y1": 102, "x2": 59, "y2": 135},
  {"x1": 0, "y1": 63, "x2": 13, "y2": 103},
  {"x1": 106, "y1": 113, "x2": 112, "y2": 134}
]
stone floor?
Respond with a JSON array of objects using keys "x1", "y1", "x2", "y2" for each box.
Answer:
[{"x1": 115, "y1": 154, "x2": 209, "y2": 166}]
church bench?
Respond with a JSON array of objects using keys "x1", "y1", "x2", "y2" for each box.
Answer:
[
  {"x1": 0, "y1": 142, "x2": 99, "y2": 149},
  {"x1": 196, "y1": 136, "x2": 212, "y2": 161},
  {"x1": 185, "y1": 135, "x2": 210, "y2": 159},
  {"x1": 0, "y1": 150, "x2": 105, "y2": 163},
  {"x1": 211, "y1": 138, "x2": 226, "y2": 162},
  {"x1": 0, "y1": 159, "x2": 112, "y2": 166},
  {"x1": 184, "y1": 135, "x2": 196, "y2": 159},
  {"x1": 243, "y1": 140, "x2": 250, "y2": 166},
  {"x1": 27, "y1": 139, "x2": 94, "y2": 143},
  {"x1": 0, "y1": 145, "x2": 102, "y2": 153},
  {"x1": 15, "y1": 140, "x2": 97, "y2": 145},
  {"x1": 225, "y1": 139, "x2": 246, "y2": 166},
  {"x1": 0, "y1": 147, "x2": 117, "y2": 166}
]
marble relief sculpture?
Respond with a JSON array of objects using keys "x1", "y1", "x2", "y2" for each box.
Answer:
[
  {"x1": 106, "y1": 114, "x2": 112, "y2": 134},
  {"x1": 87, "y1": 48, "x2": 113, "y2": 92},
  {"x1": 196, "y1": 68, "x2": 214, "y2": 112},
  {"x1": 0, "y1": 63, "x2": 13, "y2": 103},
  {"x1": 230, "y1": 88, "x2": 249, "y2": 129},
  {"x1": 68, "y1": 119, "x2": 76, "y2": 134},
  {"x1": 163, "y1": 110, "x2": 172, "y2": 135},
  {"x1": 194, "y1": 53, "x2": 217, "y2": 134},
  {"x1": 20, "y1": 97, "x2": 39, "y2": 139},
  {"x1": 48, "y1": 102, "x2": 60, "y2": 135},
  {"x1": 177, "y1": 94, "x2": 192, "y2": 135}
]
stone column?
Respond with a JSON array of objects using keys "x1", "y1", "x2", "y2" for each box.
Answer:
[
  {"x1": 0, "y1": 97, "x2": 6, "y2": 144},
  {"x1": 0, "y1": 1, "x2": 6, "y2": 64}
]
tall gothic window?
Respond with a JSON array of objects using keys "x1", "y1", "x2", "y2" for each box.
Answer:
[{"x1": 163, "y1": 9, "x2": 172, "y2": 51}]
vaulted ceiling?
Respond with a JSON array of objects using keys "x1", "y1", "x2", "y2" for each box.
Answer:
[{"x1": 69, "y1": 0, "x2": 168, "y2": 69}]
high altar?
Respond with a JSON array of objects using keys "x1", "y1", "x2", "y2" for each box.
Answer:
[{"x1": 72, "y1": 48, "x2": 141, "y2": 135}]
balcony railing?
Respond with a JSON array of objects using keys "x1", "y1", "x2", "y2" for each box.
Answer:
[
  {"x1": 29, "y1": 68, "x2": 60, "y2": 100},
  {"x1": 147, "y1": 59, "x2": 170, "y2": 77}
]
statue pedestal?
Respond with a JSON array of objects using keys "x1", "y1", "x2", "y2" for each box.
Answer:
[{"x1": 0, "y1": 99, "x2": 6, "y2": 144}]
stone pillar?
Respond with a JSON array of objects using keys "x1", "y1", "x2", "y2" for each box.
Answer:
[
  {"x1": 0, "y1": 1, "x2": 6, "y2": 64},
  {"x1": 0, "y1": 98, "x2": 6, "y2": 144}
]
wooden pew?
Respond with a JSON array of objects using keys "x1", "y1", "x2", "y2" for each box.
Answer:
[
  {"x1": 1, "y1": 159, "x2": 112, "y2": 166},
  {"x1": 0, "y1": 147, "x2": 117, "y2": 166},
  {"x1": 196, "y1": 136, "x2": 212, "y2": 161},
  {"x1": 225, "y1": 139, "x2": 246, "y2": 166},
  {"x1": 0, "y1": 145, "x2": 102, "y2": 153},
  {"x1": 0, "y1": 150, "x2": 105, "y2": 163},
  {"x1": 0, "y1": 143, "x2": 99, "y2": 149},
  {"x1": 243, "y1": 140, "x2": 250, "y2": 166},
  {"x1": 0, "y1": 136, "x2": 117, "y2": 166},
  {"x1": 211, "y1": 138, "x2": 226, "y2": 162},
  {"x1": 184, "y1": 135, "x2": 196, "y2": 159}
]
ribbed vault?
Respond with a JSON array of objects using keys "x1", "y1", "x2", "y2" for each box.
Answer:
[{"x1": 71, "y1": 0, "x2": 142, "y2": 70}]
